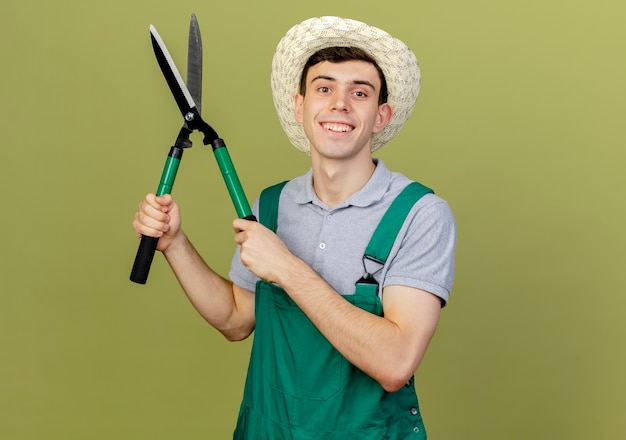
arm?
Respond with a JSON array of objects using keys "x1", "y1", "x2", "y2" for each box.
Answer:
[
  {"x1": 133, "y1": 194, "x2": 255, "y2": 341},
  {"x1": 233, "y1": 219, "x2": 441, "y2": 392},
  {"x1": 281, "y1": 259, "x2": 440, "y2": 392}
]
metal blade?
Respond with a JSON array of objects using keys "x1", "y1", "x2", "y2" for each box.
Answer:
[
  {"x1": 187, "y1": 14, "x2": 203, "y2": 115},
  {"x1": 150, "y1": 24, "x2": 196, "y2": 116}
]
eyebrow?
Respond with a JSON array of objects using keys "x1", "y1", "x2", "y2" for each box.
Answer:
[{"x1": 310, "y1": 75, "x2": 377, "y2": 91}]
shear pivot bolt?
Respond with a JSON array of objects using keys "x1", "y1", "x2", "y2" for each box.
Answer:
[{"x1": 185, "y1": 112, "x2": 195, "y2": 122}]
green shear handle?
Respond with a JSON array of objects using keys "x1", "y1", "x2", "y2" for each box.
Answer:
[
  {"x1": 212, "y1": 138, "x2": 256, "y2": 221},
  {"x1": 130, "y1": 146, "x2": 183, "y2": 284}
]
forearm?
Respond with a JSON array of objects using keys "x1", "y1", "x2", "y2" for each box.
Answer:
[
  {"x1": 163, "y1": 233, "x2": 255, "y2": 341},
  {"x1": 276, "y1": 256, "x2": 439, "y2": 392}
]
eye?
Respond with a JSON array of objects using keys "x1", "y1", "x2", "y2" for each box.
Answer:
[
  {"x1": 317, "y1": 86, "x2": 331, "y2": 93},
  {"x1": 353, "y1": 90, "x2": 368, "y2": 98}
]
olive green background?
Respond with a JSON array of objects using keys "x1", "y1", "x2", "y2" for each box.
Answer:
[{"x1": 2, "y1": 0, "x2": 624, "y2": 438}]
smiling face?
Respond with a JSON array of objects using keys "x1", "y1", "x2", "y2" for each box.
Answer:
[{"x1": 294, "y1": 60, "x2": 393, "y2": 161}]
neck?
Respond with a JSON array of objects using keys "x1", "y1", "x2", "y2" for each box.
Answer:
[{"x1": 310, "y1": 153, "x2": 376, "y2": 208}]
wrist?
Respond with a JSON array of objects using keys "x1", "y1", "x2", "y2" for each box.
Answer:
[
  {"x1": 275, "y1": 254, "x2": 313, "y2": 290},
  {"x1": 162, "y1": 230, "x2": 189, "y2": 258}
]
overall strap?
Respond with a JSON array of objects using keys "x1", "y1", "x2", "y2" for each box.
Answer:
[
  {"x1": 258, "y1": 180, "x2": 289, "y2": 232},
  {"x1": 364, "y1": 181, "x2": 433, "y2": 265}
]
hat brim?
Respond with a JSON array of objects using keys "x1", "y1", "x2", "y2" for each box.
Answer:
[{"x1": 271, "y1": 16, "x2": 420, "y2": 154}]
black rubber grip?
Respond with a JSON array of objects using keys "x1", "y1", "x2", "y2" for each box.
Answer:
[{"x1": 130, "y1": 235, "x2": 160, "y2": 284}]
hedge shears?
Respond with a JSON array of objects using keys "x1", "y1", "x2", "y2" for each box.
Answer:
[{"x1": 130, "y1": 14, "x2": 255, "y2": 284}]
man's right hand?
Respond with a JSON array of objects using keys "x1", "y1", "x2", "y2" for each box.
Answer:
[{"x1": 132, "y1": 193, "x2": 182, "y2": 252}]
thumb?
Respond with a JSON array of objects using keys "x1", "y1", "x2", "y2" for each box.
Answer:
[
  {"x1": 154, "y1": 194, "x2": 174, "y2": 210},
  {"x1": 232, "y1": 218, "x2": 249, "y2": 233}
]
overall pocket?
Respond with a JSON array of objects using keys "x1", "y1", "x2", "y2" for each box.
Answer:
[
  {"x1": 259, "y1": 282, "x2": 383, "y2": 401},
  {"x1": 268, "y1": 288, "x2": 344, "y2": 400}
]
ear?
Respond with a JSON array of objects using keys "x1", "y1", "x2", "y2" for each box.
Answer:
[
  {"x1": 372, "y1": 103, "x2": 393, "y2": 134},
  {"x1": 294, "y1": 93, "x2": 304, "y2": 124}
]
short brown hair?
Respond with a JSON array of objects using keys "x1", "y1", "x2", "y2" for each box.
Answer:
[{"x1": 299, "y1": 47, "x2": 389, "y2": 105}]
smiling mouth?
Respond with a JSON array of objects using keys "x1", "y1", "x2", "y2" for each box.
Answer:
[{"x1": 321, "y1": 122, "x2": 354, "y2": 133}]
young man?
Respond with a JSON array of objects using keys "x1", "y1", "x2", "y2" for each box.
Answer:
[{"x1": 133, "y1": 16, "x2": 456, "y2": 439}]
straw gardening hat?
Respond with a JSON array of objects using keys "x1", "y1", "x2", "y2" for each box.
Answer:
[{"x1": 271, "y1": 16, "x2": 420, "y2": 154}]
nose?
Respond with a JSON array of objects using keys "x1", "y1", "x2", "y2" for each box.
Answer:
[{"x1": 330, "y1": 91, "x2": 349, "y2": 112}]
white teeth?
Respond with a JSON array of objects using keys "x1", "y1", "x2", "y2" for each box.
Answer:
[{"x1": 322, "y1": 123, "x2": 353, "y2": 133}]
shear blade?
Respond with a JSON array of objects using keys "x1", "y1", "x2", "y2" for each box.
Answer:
[
  {"x1": 187, "y1": 13, "x2": 203, "y2": 115},
  {"x1": 150, "y1": 24, "x2": 196, "y2": 117}
]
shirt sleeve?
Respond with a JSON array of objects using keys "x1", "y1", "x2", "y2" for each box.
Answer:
[{"x1": 381, "y1": 195, "x2": 457, "y2": 306}]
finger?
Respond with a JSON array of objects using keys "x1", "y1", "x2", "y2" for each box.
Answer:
[
  {"x1": 233, "y1": 230, "x2": 245, "y2": 245},
  {"x1": 133, "y1": 216, "x2": 167, "y2": 238},
  {"x1": 134, "y1": 207, "x2": 170, "y2": 235},
  {"x1": 154, "y1": 194, "x2": 173, "y2": 210},
  {"x1": 143, "y1": 193, "x2": 162, "y2": 210},
  {"x1": 137, "y1": 209, "x2": 170, "y2": 231},
  {"x1": 140, "y1": 199, "x2": 170, "y2": 222},
  {"x1": 232, "y1": 218, "x2": 255, "y2": 233},
  {"x1": 144, "y1": 193, "x2": 172, "y2": 212}
]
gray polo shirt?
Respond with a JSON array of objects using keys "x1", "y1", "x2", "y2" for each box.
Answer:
[{"x1": 229, "y1": 159, "x2": 456, "y2": 305}]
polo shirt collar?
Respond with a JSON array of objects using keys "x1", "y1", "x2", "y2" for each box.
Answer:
[{"x1": 295, "y1": 159, "x2": 392, "y2": 210}]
